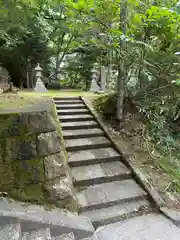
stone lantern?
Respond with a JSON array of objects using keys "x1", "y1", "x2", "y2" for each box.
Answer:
[
  {"x1": 34, "y1": 63, "x2": 48, "y2": 92},
  {"x1": 34, "y1": 63, "x2": 43, "y2": 78},
  {"x1": 90, "y1": 63, "x2": 100, "y2": 92}
]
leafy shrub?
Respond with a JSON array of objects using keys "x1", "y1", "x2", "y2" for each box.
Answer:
[{"x1": 47, "y1": 82, "x2": 61, "y2": 90}]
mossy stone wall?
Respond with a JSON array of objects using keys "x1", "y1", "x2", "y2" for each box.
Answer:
[{"x1": 0, "y1": 100, "x2": 77, "y2": 211}]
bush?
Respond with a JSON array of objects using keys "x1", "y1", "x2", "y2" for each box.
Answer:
[{"x1": 47, "y1": 82, "x2": 61, "y2": 90}]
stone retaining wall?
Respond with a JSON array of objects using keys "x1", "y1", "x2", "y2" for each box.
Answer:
[{"x1": 0, "y1": 100, "x2": 77, "y2": 211}]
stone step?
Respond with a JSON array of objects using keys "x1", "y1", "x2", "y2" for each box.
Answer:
[
  {"x1": 21, "y1": 228, "x2": 51, "y2": 240},
  {"x1": 68, "y1": 148, "x2": 121, "y2": 167},
  {"x1": 53, "y1": 97, "x2": 80, "y2": 101},
  {"x1": 81, "y1": 199, "x2": 151, "y2": 228},
  {"x1": 57, "y1": 109, "x2": 89, "y2": 115},
  {"x1": 56, "y1": 104, "x2": 86, "y2": 110},
  {"x1": 63, "y1": 128, "x2": 104, "y2": 140},
  {"x1": 76, "y1": 179, "x2": 148, "y2": 212},
  {"x1": 71, "y1": 161, "x2": 132, "y2": 186},
  {"x1": 0, "y1": 223, "x2": 21, "y2": 240},
  {"x1": 90, "y1": 213, "x2": 180, "y2": 240},
  {"x1": 65, "y1": 137, "x2": 111, "y2": 152},
  {"x1": 61, "y1": 121, "x2": 98, "y2": 130},
  {"x1": 59, "y1": 114, "x2": 94, "y2": 122},
  {"x1": 54, "y1": 100, "x2": 82, "y2": 105},
  {"x1": 51, "y1": 232, "x2": 75, "y2": 240}
]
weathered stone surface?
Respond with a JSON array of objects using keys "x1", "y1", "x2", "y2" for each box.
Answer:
[
  {"x1": 77, "y1": 179, "x2": 147, "y2": 211},
  {"x1": 0, "y1": 139, "x2": 6, "y2": 164},
  {"x1": 22, "y1": 228, "x2": 51, "y2": 240},
  {"x1": 10, "y1": 183, "x2": 44, "y2": 202},
  {"x1": 57, "y1": 109, "x2": 89, "y2": 115},
  {"x1": 81, "y1": 199, "x2": 150, "y2": 228},
  {"x1": 55, "y1": 100, "x2": 82, "y2": 105},
  {"x1": 54, "y1": 97, "x2": 80, "y2": 100},
  {"x1": 63, "y1": 128, "x2": 104, "y2": 140},
  {"x1": 0, "y1": 223, "x2": 21, "y2": 240},
  {"x1": 24, "y1": 111, "x2": 47, "y2": 134},
  {"x1": 68, "y1": 148, "x2": 120, "y2": 167},
  {"x1": 7, "y1": 135, "x2": 37, "y2": 161},
  {"x1": 0, "y1": 198, "x2": 94, "y2": 239},
  {"x1": 71, "y1": 161, "x2": 131, "y2": 186},
  {"x1": 0, "y1": 113, "x2": 25, "y2": 137},
  {"x1": 45, "y1": 174, "x2": 74, "y2": 201},
  {"x1": 60, "y1": 115, "x2": 93, "y2": 122},
  {"x1": 44, "y1": 153, "x2": 67, "y2": 180},
  {"x1": 61, "y1": 121, "x2": 98, "y2": 130},
  {"x1": 65, "y1": 137, "x2": 111, "y2": 151},
  {"x1": 53, "y1": 233, "x2": 75, "y2": 240},
  {"x1": 160, "y1": 207, "x2": 180, "y2": 226},
  {"x1": 46, "y1": 111, "x2": 57, "y2": 131},
  {"x1": 0, "y1": 164, "x2": 14, "y2": 190},
  {"x1": 37, "y1": 131, "x2": 61, "y2": 157},
  {"x1": 91, "y1": 213, "x2": 180, "y2": 240},
  {"x1": 12, "y1": 159, "x2": 45, "y2": 187},
  {"x1": 56, "y1": 104, "x2": 86, "y2": 109}
]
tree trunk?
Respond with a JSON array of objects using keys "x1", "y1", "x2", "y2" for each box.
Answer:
[
  {"x1": 106, "y1": 51, "x2": 112, "y2": 90},
  {"x1": 116, "y1": 0, "x2": 127, "y2": 129},
  {"x1": 116, "y1": 62, "x2": 125, "y2": 129}
]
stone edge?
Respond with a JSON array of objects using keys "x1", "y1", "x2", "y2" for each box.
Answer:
[
  {"x1": 0, "y1": 99, "x2": 53, "y2": 114},
  {"x1": 0, "y1": 201, "x2": 95, "y2": 238},
  {"x1": 81, "y1": 96, "x2": 180, "y2": 227}
]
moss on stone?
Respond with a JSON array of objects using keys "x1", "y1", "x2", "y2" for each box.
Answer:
[
  {"x1": 7, "y1": 134, "x2": 37, "y2": 161},
  {"x1": 50, "y1": 105, "x2": 68, "y2": 163},
  {"x1": 0, "y1": 103, "x2": 77, "y2": 211},
  {"x1": 10, "y1": 184, "x2": 44, "y2": 203},
  {"x1": 12, "y1": 158, "x2": 45, "y2": 188},
  {"x1": 0, "y1": 113, "x2": 26, "y2": 137},
  {"x1": 0, "y1": 164, "x2": 14, "y2": 191}
]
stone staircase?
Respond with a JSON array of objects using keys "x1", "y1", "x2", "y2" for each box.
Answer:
[
  {"x1": 0, "y1": 197, "x2": 94, "y2": 240},
  {"x1": 0, "y1": 222, "x2": 75, "y2": 240},
  {"x1": 54, "y1": 97, "x2": 154, "y2": 229}
]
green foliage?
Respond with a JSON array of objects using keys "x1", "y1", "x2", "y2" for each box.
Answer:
[
  {"x1": 0, "y1": 0, "x2": 52, "y2": 86},
  {"x1": 93, "y1": 93, "x2": 117, "y2": 116}
]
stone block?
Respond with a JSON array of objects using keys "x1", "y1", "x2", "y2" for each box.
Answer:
[
  {"x1": 24, "y1": 111, "x2": 57, "y2": 134},
  {"x1": 22, "y1": 228, "x2": 51, "y2": 240},
  {"x1": 12, "y1": 159, "x2": 45, "y2": 187},
  {"x1": 46, "y1": 111, "x2": 57, "y2": 131},
  {"x1": 0, "y1": 113, "x2": 25, "y2": 137},
  {"x1": 0, "y1": 223, "x2": 21, "y2": 240},
  {"x1": 45, "y1": 174, "x2": 74, "y2": 202},
  {"x1": 0, "y1": 139, "x2": 6, "y2": 164},
  {"x1": 10, "y1": 183, "x2": 44, "y2": 202},
  {"x1": 37, "y1": 131, "x2": 61, "y2": 157},
  {"x1": 24, "y1": 111, "x2": 46, "y2": 134},
  {"x1": 44, "y1": 153, "x2": 67, "y2": 181},
  {"x1": 0, "y1": 164, "x2": 14, "y2": 191},
  {"x1": 7, "y1": 135, "x2": 37, "y2": 162},
  {"x1": 57, "y1": 233, "x2": 75, "y2": 240}
]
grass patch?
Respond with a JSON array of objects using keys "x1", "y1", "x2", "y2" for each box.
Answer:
[
  {"x1": 0, "y1": 90, "x2": 94, "y2": 110},
  {"x1": 19, "y1": 89, "x2": 94, "y2": 97},
  {"x1": 0, "y1": 93, "x2": 48, "y2": 110}
]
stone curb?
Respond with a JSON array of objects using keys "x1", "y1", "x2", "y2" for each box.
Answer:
[
  {"x1": 0, "y1": 99, "x2": 53, "y2": 114},
  {"x1": 160, "y1": 207, "x2": 180, "y2": 227},
  {"x1": 81, "y1": 97, "x2": 180, "y2": 225}
]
